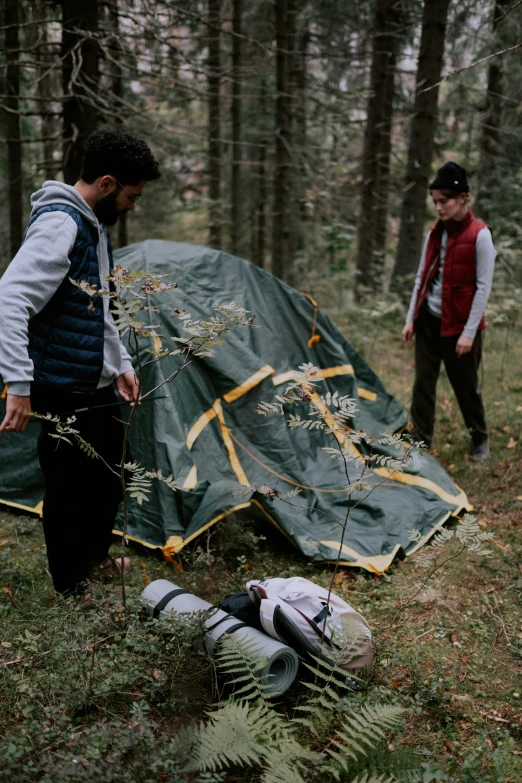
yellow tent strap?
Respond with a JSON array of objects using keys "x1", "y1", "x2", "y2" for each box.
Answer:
[
  {"x1": 300, "y1": 292, "x2": 321, "y2": 348},
  {"x1": 1, "y1": 385, "x2": 7, "y2": 399}
]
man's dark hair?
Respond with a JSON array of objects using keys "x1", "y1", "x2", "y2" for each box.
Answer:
[{"x1": 81, "y1": 129, "x2": 161, "y2": 185}]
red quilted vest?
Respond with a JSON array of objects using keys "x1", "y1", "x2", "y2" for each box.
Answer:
[{"x1": 413, "y1": 210, "x2": 487, "y2": 338}]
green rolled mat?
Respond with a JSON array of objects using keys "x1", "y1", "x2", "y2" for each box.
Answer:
[{"x1": 141, "y1": 579, "x2": 299, "y2": 697}]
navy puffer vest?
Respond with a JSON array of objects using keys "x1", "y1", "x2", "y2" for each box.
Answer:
[{"x1": 27, "y1": 204, "x2": 110, "y2": 393}]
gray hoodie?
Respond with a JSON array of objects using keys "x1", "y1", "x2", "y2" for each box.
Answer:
[{"x1": 0, "y1": 181, "x2": 133, "y2": 396}]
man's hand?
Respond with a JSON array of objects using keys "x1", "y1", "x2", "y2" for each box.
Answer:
[
  {"x1": 456, "y1": 335, "x2": 474, "y2": 358},
  {"x1": 116, "y1": 371, "x2": 141, "y2": 406},
  {"x1": 0, "y1": 394, "x2": 32, "y2": 433},
  {"x1": 401, "y1": 323, "x2": 415, "y2": 346}
]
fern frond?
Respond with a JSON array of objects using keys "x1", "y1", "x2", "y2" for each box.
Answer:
[
  {"x1": 216, "y1": 634, "x2": 271, "y2": 702},
  {"x1": 185, "y1": 701, "x2": 286, "y2": 773},
  {"x1": 349, "y1": 774, "x2": 397, "y2": 783},
  {"x1": 260, "y1": 740, "x2": 321, "y2": 783},
  {"x1": 327, "y1": 704, "x2": 405, "y2": 772}
]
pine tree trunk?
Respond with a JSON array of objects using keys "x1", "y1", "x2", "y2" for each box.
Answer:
[
  {"x1": 107, "y1": 0, "x2": 128, "y2": 247},
  {"x1": 391, "y1": 0, "x2": 450, "y2": 292},
  {"x1": 230, "y1": 0, "x2": 242, "y2": 255},
  {"x1": 5, "y1": 0, "x2": 23, "y2": 259},
  {"x1": 355, "y1": 0, "x2": 402, "y2": 297},
  {"x1": 253, "y1": 141, "x2": 267, "y2": 267},
  {"x1": 272, "y1": 0, "x2": 295, "y2": 281},
  {"x1": 292, "y1": 26, "x2": 309, "y2": 254},
  {"x1": 61, "y1": 0, "x2": 100, "y2": 184},
  {"x1": 208, "y1": 0, "x2": 222, "y2": 249},
  {"x1": 475, "y1": 0, "x2": 510, "y2": 221},
  {"x1": 36, "y1": 0, "x2": 57, "y2": 181}
]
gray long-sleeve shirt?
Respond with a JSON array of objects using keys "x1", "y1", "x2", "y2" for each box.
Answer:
[
  {"x1": 405, "y1": 226, "x2": 496, "y2": 339},
  {"x1": 0, "y1": 181, "x2": 134, "y2": 396}
]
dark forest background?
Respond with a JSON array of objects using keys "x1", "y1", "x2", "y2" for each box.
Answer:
[{"x1": 1, "y1": 0, "x2": 521, "y2": 303}]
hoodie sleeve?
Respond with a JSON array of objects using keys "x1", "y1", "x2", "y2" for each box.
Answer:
[{"x1": 0, "y1": 211, "x2": 78, "y2": 396}]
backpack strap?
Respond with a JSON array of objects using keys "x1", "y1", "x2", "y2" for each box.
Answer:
[{"x1": 259, "y1": 598, "x2": 285, "y2": 643}]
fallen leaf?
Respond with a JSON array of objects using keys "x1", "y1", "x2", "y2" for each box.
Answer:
[
  {"x1": 0, "y1": 539, "x2": 9, "y2": 548},
  {"x1": 494, "y1": 401, "x2": 501, "y2": 406},
  {"x1": 503, "y1": 426, "x2": 510, "y2": 433},
  {"x1": 444, "y1": 739, "x2": 457, "y2": 754},
  {"x1": 507, "y1": 438, "x2": 518, "y2": 449},
  {"x1": 153, "y1": 669, "x2": 161, "y2": 680},
  {"x1": 142, "y1": 577, "x2": 151, "y2": 585}
]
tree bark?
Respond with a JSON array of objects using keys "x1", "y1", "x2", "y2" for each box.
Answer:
[
  {"x1": 36, "y1": 0, "x2": 57, "y2": 181},
  {"x1": 292, "y1": 25, "x2": 309, "y2": 254},
  {"x1": 230, "y1": 0, "x2": 242, "y2": 255},
  {"x1": 355, "y1": 0, "x2": 403, "y2": 297},
  {"x1": 391, "y1": 0, "x2": 451, "y2": 291},
  {"x1": 272, "y1": 0, "x2": 295, "y2": 281},
  {"x1": 61, "y1": 0, "x2": 100, "y2": 185},
  {"x1": 475, "y1": 0, "x2": 510, "y2": 221},
  {"x1": 4, "y1": 0, "x2": 23, "y2": 260},
  {"x1": 107, "y1": 0, "x2": 128, "y2": 247},
  {"x1": 208, "y1": 0, "x2": 222, "y2": 249}
]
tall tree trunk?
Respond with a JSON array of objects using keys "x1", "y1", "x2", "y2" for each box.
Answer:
[
  {"x1": 292, "y1": 26, "x2": 309, "y2": 254},
  {"x1": 4, "y1": 0, "x2": 23, "y2": 259},
  {"x1": 61, "y1": 0, "x2": 100, "y2": 184},
  {"x1": 391, "y1": 0, "x2": 450, "y2": 291},
  {"x1": 36, "y1": 0, "x2": 57, "y2": 181},
  {"x1": 107, "y1": 0, "x2": 128, "y2": 247},
  {"x1": 253, "y1": 141, "x2": 267, "y2": 267},
  {"x1": 355, "y1": 0, "x2": 403, "y2": 297},
  {"x1": 208, "y1": 0, "x2": 222, "y2": 249},
  {"x1": 475, "y1": 0, "x2": 510, "y2": 221},
  {"x1": 272, "y1": 0, "x2": 295, "y2": 281},
  {"x1": 230, "y1": 0, "x2": 242, "y2": 255}
]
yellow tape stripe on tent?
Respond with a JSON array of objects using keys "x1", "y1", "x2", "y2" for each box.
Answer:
[
  {"x1": 186, "y1": 366, "x2": 275, "y2": 450},
  {"x1": 0, "y1": 498, "x2": 43, "y2": 516},
  {"x1": 213, "y1": 399, "x2": 250, "y2": 487},
  {"x1": 272, "y1": 364, "x2": 355, "y2": 387},
  {"x1": 182, "y1": 465, "x2": 198, "y2": 489},
  {"x1": 357, "y1": 388, "x2": 377, "y2": 402},
  {"x1": 160, "y1": 498, "x2": 396, "y2": 573},
  {"x1": 311, "y1": 393, "x2": 470, "y2": 509},
  {"x1": 223, "y1": 364, "x2": 275, "y2": 403},
  {"x1": 372, "y1": 466, "x2": 471, "y2": 510},
  {"x1": 186, "y1": 407, "x2": 217, "y2": 450},
  {"x1": 272, "y1": 366, "x2": 375, "y2": 402}
]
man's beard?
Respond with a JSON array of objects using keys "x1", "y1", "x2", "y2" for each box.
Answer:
[{"x1": 94, "y1": 192, "x2": 127, "y2": 226}]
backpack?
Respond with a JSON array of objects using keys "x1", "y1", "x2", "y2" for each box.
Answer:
[{"x1": 245, "y1": 577, "x2": 374, "y2": 674}]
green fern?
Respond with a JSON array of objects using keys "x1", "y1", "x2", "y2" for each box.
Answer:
[
  {"x1": 326, "y1": 704, "x2": 406, "y2": 775},
  {"x1": 184, "y1": 701, "x2": 287, "y2": 773},
  {"x1": 293, "y1": 654, "x2": 356, "y2": 736},
  {"x1": 216, "y1": 634, "x2": 272, "y2": 701},
  {"x1": 344, "y1": 745, "x2": 426, "y2": 783}
]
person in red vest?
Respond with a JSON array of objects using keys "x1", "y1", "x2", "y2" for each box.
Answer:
[{"x1": 402, "y1": 162, "x2": 496, "y2": 461}]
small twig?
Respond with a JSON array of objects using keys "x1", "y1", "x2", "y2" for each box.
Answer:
[{"x1": 484, "y1": 594, "x2": 511, "y2": 647}]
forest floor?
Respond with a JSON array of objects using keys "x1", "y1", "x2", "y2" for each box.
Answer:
[{"x1": 1, "y1": 308, "x2": 521, "y2": 782}]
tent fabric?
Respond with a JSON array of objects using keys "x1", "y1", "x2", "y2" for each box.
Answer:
[{"x1": 0, "y1": 241, "x2": 471, "y2": 573}]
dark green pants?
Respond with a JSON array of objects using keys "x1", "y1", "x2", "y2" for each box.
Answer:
[{"x1": 411, "y1": 307, "x2": 488, "y2": 449}]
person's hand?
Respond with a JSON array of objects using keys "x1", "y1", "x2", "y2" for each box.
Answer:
[
  {"x1": 116, "y1": 371, "x2": 141, "y2": 406},
  {"x1": 401, "y1": 323, "x2": 415, "y2": 346},
  {"x1": 456, "y1": 335, "x2": 473, "y2": 358},
  {"x1": 0, "y1": 394, "x2": 32, "y2": 433}
]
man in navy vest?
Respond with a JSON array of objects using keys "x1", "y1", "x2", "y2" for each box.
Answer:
[{"x1": 0, "y1": 129, "x2": 160, "y2": 595}]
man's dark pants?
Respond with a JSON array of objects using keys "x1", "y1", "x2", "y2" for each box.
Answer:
[
  {"x1": 31, "y1": 384, "x2": 124, "y2": 596},
  {"x1": 411, "y1": 306, "x2": 488, "y2": 449}
]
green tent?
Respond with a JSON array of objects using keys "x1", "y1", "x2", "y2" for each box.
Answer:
[{"x1": 0, "y1": 241, "x2": 471, "y2": 572}]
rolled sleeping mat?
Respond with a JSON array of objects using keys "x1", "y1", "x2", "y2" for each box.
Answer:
[{"x1": 141, "y1": 579, "x2": 299, "y2": 697}]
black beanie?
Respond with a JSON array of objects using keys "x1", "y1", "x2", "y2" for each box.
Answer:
[{"x1": 429, "y1": 162, "x2": 469, "y2": 193}]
